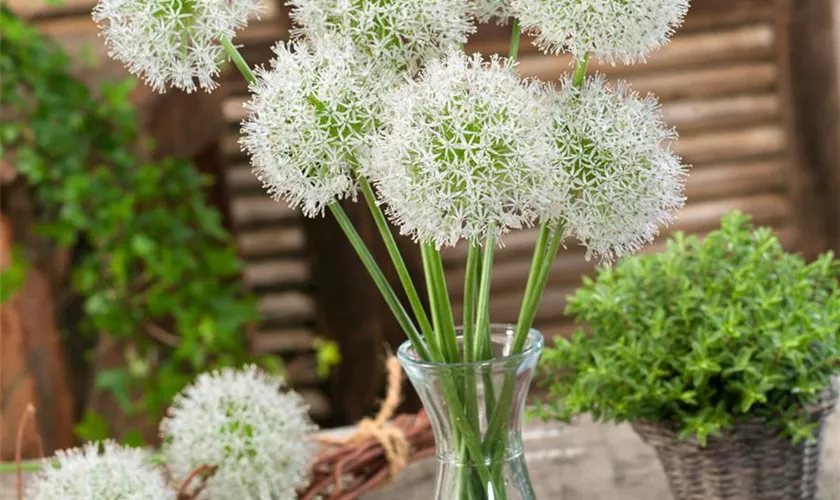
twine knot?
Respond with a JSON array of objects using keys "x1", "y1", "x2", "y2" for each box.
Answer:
[{"x1": 319, "y1": 356, "x2": 410, "y2": 480}]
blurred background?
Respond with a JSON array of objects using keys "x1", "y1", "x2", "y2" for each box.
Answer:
[{"x1": 1, "y1": 0, "x2": 838, "y2": 460}]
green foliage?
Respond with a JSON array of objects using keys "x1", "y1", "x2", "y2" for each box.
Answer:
[
  {"x1": 313, "y1": 337, "x2": 341, "y2": 379},
  {"x1": 0, "y1": 9, "x2": 261, "y2": 436},
  {"x1": 537, "y1": 211, "x2": 840, "y2": 445},
  {"x1": 0, "y1": 246, "x2": 28, "y2": 302}
]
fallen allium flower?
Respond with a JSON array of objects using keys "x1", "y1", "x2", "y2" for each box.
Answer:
[
  {"x1": 160, "y1": 366, "x2": 316, "y2": 500},
  {"x1": 26, "y1": 441, "x2": 175, "y2": 500}
]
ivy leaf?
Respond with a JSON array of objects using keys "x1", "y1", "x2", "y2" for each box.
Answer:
[
  {"x1": 96, "y1": 368, "x2": 135, "y2": 414},
  {"x1": 74, "y1": 409, "x2": 111, "y2": 442}
]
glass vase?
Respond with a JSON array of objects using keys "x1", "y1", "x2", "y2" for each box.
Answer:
[{"x1": 397, "y1": 324, "x2": 543, "y2": 500}]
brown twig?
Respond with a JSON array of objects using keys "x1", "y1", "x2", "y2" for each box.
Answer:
[
  {"x1": 16, "y1": 404, "x2": 39, "y2": 500},
  {"x1": 176, "y1": 464, "x2": 218, "y2": 500},
  {"x1": 144, "y1": 322, "x2": 182, "y2": 347},
  {"x1": 300, "y1": 354, "x2": 436, "y2": 500}
]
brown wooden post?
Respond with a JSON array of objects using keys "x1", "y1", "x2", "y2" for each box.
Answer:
[
  {"x1": 303, "y1": 200, "x2": 424, "y2": 425},
  {"x1": 780, "y1": 0, "x2": 840, "y2": 256}
]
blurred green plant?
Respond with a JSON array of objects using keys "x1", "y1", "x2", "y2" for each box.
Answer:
[
  {"x1": 536, "y1": 211, "x2": 840, "y2": 446},
  {"x1": 0, "y1": 246, "x2": 29, "y2": 302},
  {"x1": 0, "y1": 8, "x2": 265, "y2": 442},
  {"x1": 313, "y1": 337, "x2": 341, "y2": 379}
]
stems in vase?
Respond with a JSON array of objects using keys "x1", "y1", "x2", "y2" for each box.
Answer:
[
  {"x1": 358, "y1": 176, "x2": 438, "y2": 356},
  {"x1": 329, "y1": 202, "x2": 432, "y2": 360}
]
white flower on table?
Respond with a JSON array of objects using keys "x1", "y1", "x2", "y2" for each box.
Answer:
[
  {"x1": 26, "y1": 441, "x2": 174, "y2": 500},
  {"x1": 160, "y1": 366, "x2": 316, "y2": 500}
]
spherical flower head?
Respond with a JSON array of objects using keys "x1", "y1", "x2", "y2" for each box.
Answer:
[
  {"x1": 512, "y1": 0, "x2": 690, "y2": 64},
  {"x1": 365, "y1": 52, "x2": 561, "y2": 248},
  {"x1": 93, "y1": 0, "x2": 263, "y2": 93},
  {"x1": 470, "y1": 0, "x2": 512, "y2": 25},
  {"x1": 26, "y1": 441, "x2": 174, "y2": 500},
  {"x1": 160, "y1": 365, "x2": 316, "y2": 500},
  {"x1": 241, "y1": 37, "x2": 399, "y2": 217},
  {"x1": 288, "y1": 0, "x2": 475, "y2": 74},
  {"x1": 552, "y1": 75, "x2": 687, "y2": 262}
]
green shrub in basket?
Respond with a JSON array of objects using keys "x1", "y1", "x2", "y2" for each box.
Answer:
[{"x1": 537, "y1": 211, "x2": 840, "y2": 445}]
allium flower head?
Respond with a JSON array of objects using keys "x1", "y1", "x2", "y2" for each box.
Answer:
[
  {"x1": 365, "y1": 52, "x2": 561, "y2": 248},
  {"x1": 470, "y1": 0, "x2": 512, "y2": 25},
  {"x1": 512, "y1": 0, "x2": 690, "y2": 64},
  {"x1": 26, "y1": 441, "x2": 174, "y2": 500},
  {"x1": 552, "y1": 75, "x2": 686, "y2": 262},
  {"x1": 93, "y1": 0, "x2": 263, "y2": 93},
  {"x1": 288, "y1": 0, "x2": 474, "y2": 74},
  {"x1": 160, "y1": 365, "x2": 316, "y2": 500},
  {"x1": 241, "y1": 37, "x2": 399, "y2": 217}
]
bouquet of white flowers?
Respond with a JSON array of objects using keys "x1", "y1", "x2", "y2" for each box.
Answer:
[{"x1": 92, "y1": 1, "x2": 690, "y2": 498}]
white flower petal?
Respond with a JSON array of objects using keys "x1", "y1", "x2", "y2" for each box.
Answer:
[
  {"x1": 512, "y1": 0, "x2": 690, "y2": 64},
  {"x1": 552, "y1": 75, "x2": 688, "y2": 262},
  {"x1": 93, "y1": 0, "x2": 263, "y2": 93},
  {"x1": 470, "y1": 0, "x2": 513, "y2": 25},
  {"x1": 289, "y1": 0, "x2": 475, "y2": 74},
  {"x1": 160, "y1": 366, "x2": 316, "y2": 500},
  {"x1": 365, "y1": 52, "x2": 561, "y2": 248},
  {"x1": 27, "y1": 441, "x2": 174, "y2": 500},
  {"x1": 241, "y1": 37, "x2": 400, "y2": 217}
]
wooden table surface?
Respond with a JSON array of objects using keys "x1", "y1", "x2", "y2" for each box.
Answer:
[
  {"x1": 3, "y1": 406, "x2": 838, "y2": 499},
  {"x1": 366, "y1": 409, "x2": 840, "y2": 500}
]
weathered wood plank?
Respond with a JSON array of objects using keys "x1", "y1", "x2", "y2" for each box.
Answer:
[{"x1": 365, "y1": 405, "x2": 840, "y2": 500}]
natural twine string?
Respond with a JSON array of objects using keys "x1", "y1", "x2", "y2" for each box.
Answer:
[{"x1": 318, "y1": 356, "x2": 409, "y2": 479}]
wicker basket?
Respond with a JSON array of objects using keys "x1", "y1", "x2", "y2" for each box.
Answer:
[{"x1": 632, "y1": 389, "x2": 838, "y2": 500}]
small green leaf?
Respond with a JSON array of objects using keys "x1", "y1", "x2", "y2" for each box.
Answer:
[{"x1": 74, "y1": 410, "x2": 111, "y2": 442}]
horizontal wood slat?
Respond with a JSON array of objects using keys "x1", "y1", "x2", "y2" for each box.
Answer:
[
  {"x1": 257, "y1": 291, "x2": 316, "y2": 321},
  {"x1": 251, "y1": 328, "x2": 315, "y2": 353},
  {"x1": 236, "y1": 226, "x2": 306, "y2": 257},
  {"x1": 516, "y1": 23, "x2": 775, "y2": 80}
]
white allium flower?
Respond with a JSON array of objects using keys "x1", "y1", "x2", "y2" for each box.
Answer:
[
  {"x1": 26, "y1": 441, "x2": 174, "y2": 500},
  {"x1": 470, "y1": 0, "x2": 512, "y2": 25},
  {"x1": 241, "y1": 37, "x2": 399, "y2": 217},
  {"x1": 552, "y1": 75, "x2": 686, "y2": 262},
  {"x1": 288, "y1": 0, "x2": 475, "y2": 73},
  {"x1": 512, "y1": 0, "x2": 690, "y2": 64},
  {"x1": 365, "y1": 52, "x2": 561, "y2": 248},
  {"x1": 93, "y1": 0, "x2": 263, "y2": 93},
  {"x1": 160, "y1": 366, "x2": 316, "y2": 500}
]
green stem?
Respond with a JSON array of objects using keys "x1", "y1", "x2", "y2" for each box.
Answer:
[
  {"x1": 358, "y1": 177, "x2": 439, "y2": 359},
  {"x1": 572, "y1": 51, "x2": 590, "y2": 88},
  {"x1": 512, "y1": 220, "x2": 565, "y2": 352},
  {"x1": 511, "y1": 53, "x2": 590, "y2": 352},
  {"x1": 484, "y1": 54, "x2": 591, "y2": 464},
  {"x1": 508, "y1": 19, "x2": 521, "y2": 62},
  {"x1": 462, "y1": 241, "x2": 481, "y2": 362},
  {"x1": 220, "y1": 35, "x2": 256, "y2": 85},
  {"x1": 472, "y1": 232, "x2": 497, "y2": 362},
  {"x1": 421, "y1": 243, "x2": 459, "y2": 363},
  {"x1": 511, "y1": 225, "x2": 551, "y2": 351},
  {"x1": 0, "y1": 460, "x2": 43, "y2": 473},
  {"x1": 328, "y1": 202, "x2": 430, "y2": 361}
]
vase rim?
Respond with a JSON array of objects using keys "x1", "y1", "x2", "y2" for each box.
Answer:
[{"x1": 396, "y1": 323, "x2": 544, "y2": 369}]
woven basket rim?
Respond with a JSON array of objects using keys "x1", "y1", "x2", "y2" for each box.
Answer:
[{"x1": 631, "y1": 385, "x2": 838, "y2": 447}]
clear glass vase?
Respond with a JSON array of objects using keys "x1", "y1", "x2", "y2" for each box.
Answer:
[{"x1": 397, "y1": 324, "x2": 543, "y2": 500}]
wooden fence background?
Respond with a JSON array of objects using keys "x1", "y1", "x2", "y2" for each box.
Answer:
[{"x1": 2, "y1": 0, "x2": 839, "y2": 429}]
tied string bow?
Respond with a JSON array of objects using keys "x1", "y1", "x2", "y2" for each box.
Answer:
[{"x1": 301, "y1": 355, "x2": 435, "y2": 500}]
